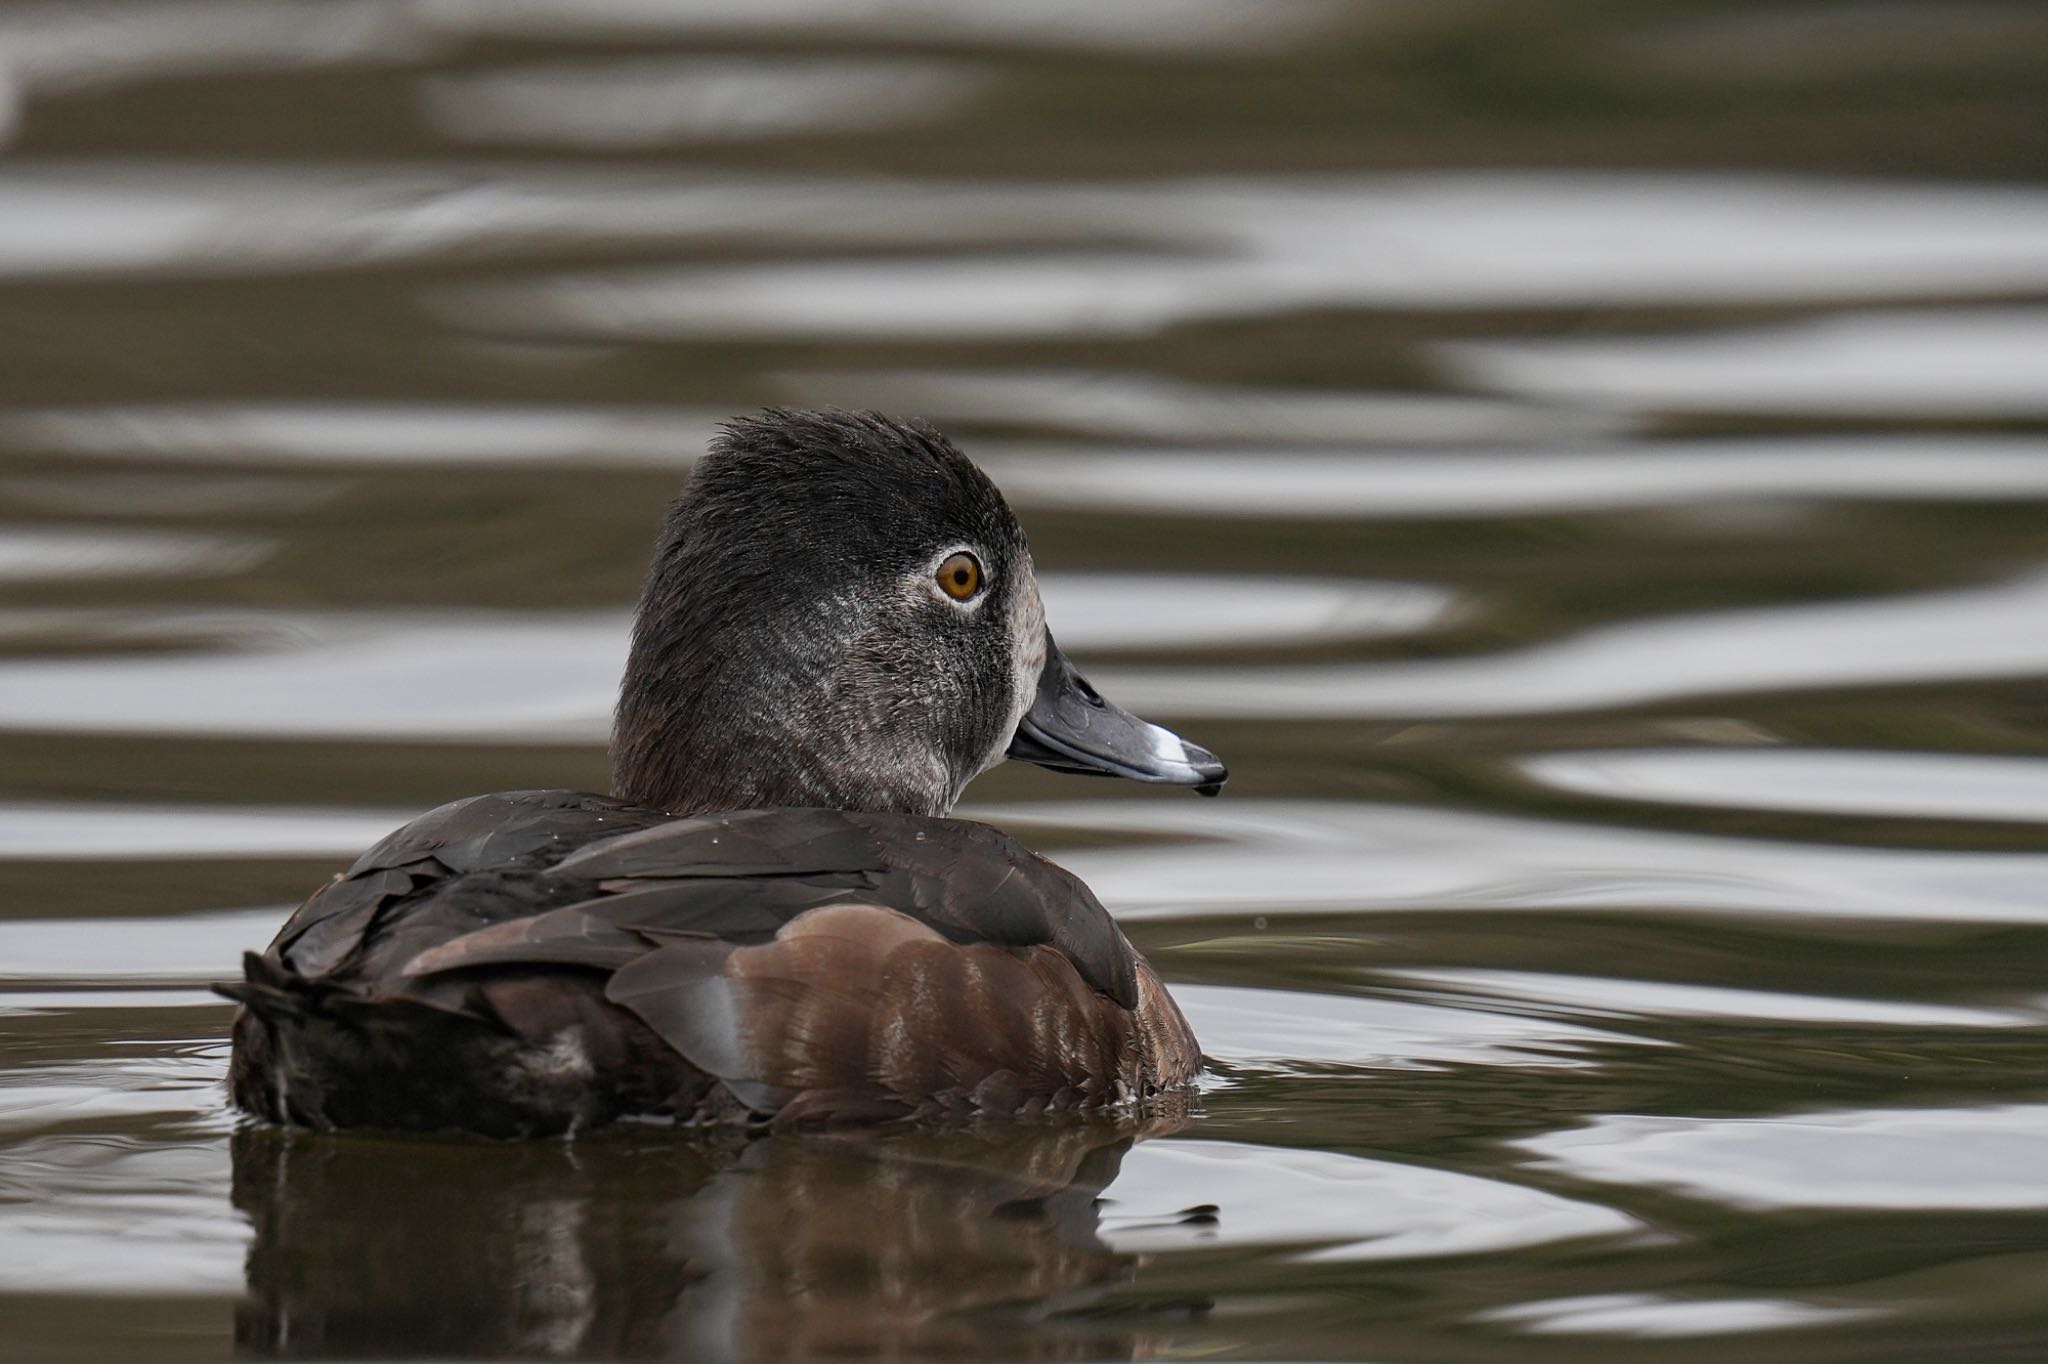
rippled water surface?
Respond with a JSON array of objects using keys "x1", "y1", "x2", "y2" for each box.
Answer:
[{"x1": 4, "y1": 2, "x2": 2048, "y2": 1360}]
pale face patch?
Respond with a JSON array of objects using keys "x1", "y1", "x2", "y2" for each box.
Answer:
[{"x1": 991, "y1": 552, "x2": 1046, "y2": 775}]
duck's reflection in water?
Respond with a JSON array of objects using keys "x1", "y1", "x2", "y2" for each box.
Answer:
[{"x1": 233, "y1": 1116, "x2": 1190, "y2": 1359}]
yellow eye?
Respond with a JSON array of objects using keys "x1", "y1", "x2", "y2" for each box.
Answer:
[{"x1": 935, "y1": 551, "x2": 983, "y2": 601}]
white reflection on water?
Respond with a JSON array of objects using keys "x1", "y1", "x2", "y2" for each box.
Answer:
[
  {"x1": 1377, "y1": 967, "x2": 2037, "y2": 1030},
  {"x1": 8, "y1": 169, "x2": 2048, "y2": 314},
  {"x1": 1522, "y1": 748, "x2": 2048, "y2": 825},
  {"x1": 0, "y1": 803, "x2": 399, "y2": 860},
  {"x1": 1052, "y1": 575, "x2": 1453, "y2": 648},
  {"x1": 452, "y1": 179, "x2": 2048, "y2": 341},
  {"x1": 0, "y1": 527, "x2": 269, "y2": 580},
  {"x1": 0, "y1": 611, "x2": 618, "y2": 741},
  {"x1": 35, "y1": 403, "x2": 2048, "y2": 515},
  {"x1": 0, "y1": 989, "x2": 216, "y2": 1014},
  {"x1": 1514, "y1": 1104, "x2": 2048, "y2": 1211},
  {"x1": 1474, "y1": 1292, "x2": 1874, "y2": 1339},
  {"x1": 0, "y1": 390, "x2": 1615, "y2": 466},
  {"x1": 0, "y1": 404, "x2": 722, "y2": 466},
  {"x1": 0, "y1": 1057, "x2": 238, "y2": 1295},
  {"x1": 1101, "y1": 1138, "x2": 1639, "y2": 1261},
  {"x1": 0, "y1": 1136, "x2": 236, "y2": 1297},
  {"x1": 787, "y1": 369, "x2": 1629, "y2": 443},
  {"x1": 421, "y1": 57, "x2": 986, "y2": 148},
  {"x1": 990, "y1": 800, "x2": 2048, "y2": 925},
  {"x1": 0, "y1": 0, "x2": 425, "y2": 108},
  {"x1": 0, "y1": 909, "x2": 283, "y2": 982},
  {"x1": 411, "y1": 0, "x2": 1354, "y2": 53},
  {"x1": 1096, "y1": 570, "x2": 2048, "y2": 718},
  {"x1": 0, "y1": 170, "x2": 1111, "y2": 279},
  {"x1": 1446, "y1": 307, "x2": 2048, "y2": 417},
  {"x1": 456, "y1": 251, "x2": 1212, "y2": 341},
  {"x1": 0, "y1": 575, "x2": 1450, "y2": 739},
  {"x1": 0, "y1": 1052, "x2": 227, "y2": 1135},
  {"x1": 986, "y1": 434, "x2": 2048, "y2": 518},
  {"x1": 1172, "y1": 982, "x2": 1647, "y2": 1075}
]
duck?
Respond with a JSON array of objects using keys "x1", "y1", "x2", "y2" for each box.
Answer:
[{"x1": 219, "y1": 409, "x2": 1226, "y2": 1135}]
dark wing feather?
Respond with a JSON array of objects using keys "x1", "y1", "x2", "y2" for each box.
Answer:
[
  {"x1": 549, "y1": 807, "x2": 889, "y2": 880},
  {"x1": 400, "y1": 907, "x2": 654, "y2": 978},
  {"x1": 273, "y1": 866, "x2": 422, "y2": 978},
  {"x1": 349, "y1": 790, "x2": 668, "y2": 876},
  {"x1": 396, "y1": 880, "x2": 864, "y2": 980},
  {"x1": 592, "y1": 880, "x2": 853, "y2": 939}
]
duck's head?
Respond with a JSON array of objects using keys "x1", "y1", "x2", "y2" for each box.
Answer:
[{"x1": 613, "y1": 409, "x2": 1226, "y2": 817}]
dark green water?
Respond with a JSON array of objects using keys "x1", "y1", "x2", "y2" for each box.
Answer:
[{"x1": 3, "y1": 1, "x2": 2048, "y2": 1359}]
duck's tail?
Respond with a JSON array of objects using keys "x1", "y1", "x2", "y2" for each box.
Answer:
[
  {"x1": 213, "y1": 951, "x2": 322, "y2": 1023},
  {"x1": 218, "y1": 950, "x2": 639, "y2": 1135}
]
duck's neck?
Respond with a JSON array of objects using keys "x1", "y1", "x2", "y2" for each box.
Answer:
[
  {"x1": 613, "y1": 699, "x2": 960, "y2": 818},
  {"x1": 611, "y1": 610, "x2": 968, "y2": 820}
]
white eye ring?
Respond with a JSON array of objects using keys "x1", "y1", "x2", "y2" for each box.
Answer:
[{"x1": 925, "y1": 546, "x2": 989, "y2": 608}]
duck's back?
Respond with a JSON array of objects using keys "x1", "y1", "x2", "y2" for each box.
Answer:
[{"x1": 224, "y1": 791, "x2": 1198, "y2": 1135}]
